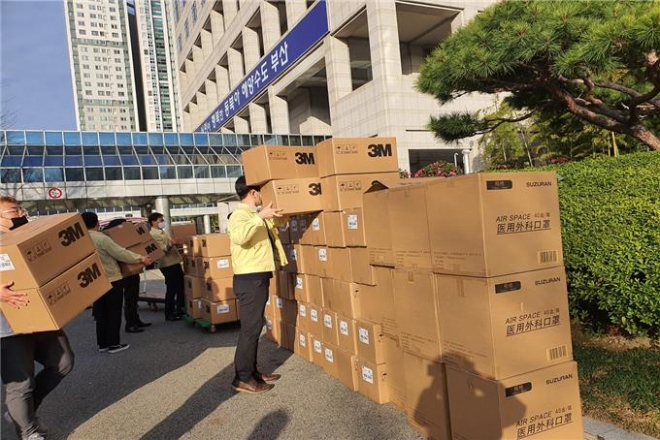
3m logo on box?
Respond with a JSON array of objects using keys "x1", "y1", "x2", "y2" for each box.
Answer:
[
  {"x1": 295, "y1": 151, "x2": 315, "y2": 165},
  {"x1": 367, "y1": 143, "x2": 393, "y2": 157},
  {"x1": 145, "y1": 243, "x2": 159, "y2": 254},
  {"x1": 78, "y1": 262, "x2": 102, "y2": 288},
  {"x1": 59, "y1": 222, "x2": 85, "y2": 246},
  {"x1": 308, "y1": 182, "x2": 322, "y2": 196},
  {"x1": 276, "y1": 184, "x2": 300, "y2": 195}
]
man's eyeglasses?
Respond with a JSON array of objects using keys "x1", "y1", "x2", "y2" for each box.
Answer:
[{"x1": 0, "y1": 207, "x2": 28, "y2": 217}]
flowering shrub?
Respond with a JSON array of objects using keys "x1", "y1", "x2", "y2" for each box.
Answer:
[{"x1": 412, "y1": 160, "x2": 463, "y2": 178}]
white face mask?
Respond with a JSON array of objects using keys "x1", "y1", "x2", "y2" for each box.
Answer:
[{"x1": 159, "y1": 221, "x2": 168, "y2": 229}]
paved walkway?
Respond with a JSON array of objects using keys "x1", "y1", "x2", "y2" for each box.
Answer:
[{"x1": 0, "y1": 269, "x2": 653, "y2": 439}]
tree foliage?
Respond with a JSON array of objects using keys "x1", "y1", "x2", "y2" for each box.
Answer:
[{"x1": 417, "y1": 0, "x2": 660, "y2": 151}]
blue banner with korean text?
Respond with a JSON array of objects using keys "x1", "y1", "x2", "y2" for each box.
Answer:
[{"x1": 196, "y1": 1, "x2": 329, "y2": 132}]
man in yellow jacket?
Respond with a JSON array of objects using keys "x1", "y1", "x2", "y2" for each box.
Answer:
[
  {"x1": 82, "y1": 212, "x2": 153, "y2": 354},
  {"x1": 228, "y1": 176, "x2": 288, "y2": 394}
]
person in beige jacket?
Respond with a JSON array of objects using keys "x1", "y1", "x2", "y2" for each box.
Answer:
[{"x1": 82, "y1": 212, "x2": 153, "y2": 354}]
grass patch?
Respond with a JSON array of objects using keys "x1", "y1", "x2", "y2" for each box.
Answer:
[{"x1": 574, "y1": 325, "x2": 660, "y2": 438}]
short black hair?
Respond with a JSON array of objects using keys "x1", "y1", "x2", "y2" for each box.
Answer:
[
  {"x1": 148, "y1": 212, "x2": 164, "y2": 225},
  {"x1": 81, "y1": 211, "x2": 99, "y2": 229},
  {"x1": 105, "y1": 218, "x2": 127, "y2": 230},
  {"x1": 235, "y1": 175, "x2": 259, "y2": 200}
]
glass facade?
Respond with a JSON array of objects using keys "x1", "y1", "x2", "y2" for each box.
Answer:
[{"x1": 0, "y1": 130, "x2": 327, "y2": 185}]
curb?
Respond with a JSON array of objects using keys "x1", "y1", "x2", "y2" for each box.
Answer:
[{"x1": 584, "y1": 417, "x2": 656, "y2": 440}]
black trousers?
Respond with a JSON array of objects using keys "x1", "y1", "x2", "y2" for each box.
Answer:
[
  {"x1": 233, "y1": 277, "x2": 270, "y2": 383},
  {"x1": 159, "y1": 264, "x2": 185, "y2": 318},
  {"x1": 1, "y1": 330, "x2": 74, "y2": 438},
  {"x1": 93, "y1": 280, "x2": 124, "y2": 349},
  {"x1": 123, "y1": 274, "x2": 141, "y2": 327}
]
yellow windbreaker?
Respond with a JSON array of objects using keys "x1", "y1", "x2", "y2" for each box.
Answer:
[{"x1": 228, "y1": 203, "x2": 288, "y2": 275}]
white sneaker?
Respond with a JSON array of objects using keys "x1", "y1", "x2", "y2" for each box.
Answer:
[
  {"x1": 24, "y1": 434, "x2": 46, "y2": 440},
  {"x1": 107, "y1": 343, "x2": 130, "y2": 354}
]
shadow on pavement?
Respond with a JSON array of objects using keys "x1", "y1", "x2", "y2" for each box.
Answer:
[{"x1": 246, "y1": 409, "x2": 290, "y2": 440}]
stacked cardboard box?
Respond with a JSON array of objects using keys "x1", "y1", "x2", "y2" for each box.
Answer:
[
  {"x1": 183, "y1": 233, "x2": 239, "y2": 324},
  {"x1": 0, "y1": 213, "x2": 112, "y2": 333},
  {"x1": 104, "y1": 221, "x2": 166, "y2": 277},
  {"x1": 241, "y1": 140, "x2": 583, "y2": 439}
]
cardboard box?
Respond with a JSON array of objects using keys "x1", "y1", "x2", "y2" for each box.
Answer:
[
  {"x1": 386, "y1": 339, "x2": 406, "y2": 410},
  {"x1": 188, "y1": 235, "x2": 204, "y2": 256},
  {"x1": 310, "y1": 334, "x2": 325, "y2": 368},
  {"x1": 183, "y1": 255, "x2": 195, "y2": 276},
  {"x1": 294, "y1": 329, "x2": 312, "y2": 362},
  {"x1": 436, "y1": 267, "x2": 573, "y2": 380},
  {"x1": 297, "y1": 302, "x2": 310, "y2": 332},
  {"x1": 393, "y1": 270, "x2": 442, "y2": 360},
  {"x1": 336, "y1": 348, "x2": 359, "y2": 392},
  {"x1": 403, "y1": 353, "x2": 451, "y2": 440},
  {"x1": 120, "y1": 238, "x2": 166, "y2": 277},
  {"x1": 265, "y1": 315, "x2": 282, "y2": 345},
  {"x1": 322, "y1": 342, "x2": 339, "y2": 377},
  {"x1": 300, "y1": 212, "x2": 326, "y2": 245},
  {"x1": 103, "y1": 222, "x2": 143, "y2": 248},
  {"x1": 201, "y1": 298, "x2": 238, "y2": 324},
  {"x1": 313, "y1": 246, "x2": 331, "y2": 278},
  {"x1": 184, "y1": 275, "x2": 205, "y2": 299},
  {"x1": 260, "y1": 177, "x2": 323, "y2": 215},
  {"x1": 133, "y1": 222, "x2": 151, "y2": 243},
  {"x1": 311, "y1": 276, "x2": 327, "y2": 307},
  {"x1": 288, "y1": 216, "x2": 300, "y2": 244},
  {"x1": 315, "y1": 137, "x2": 399, "y2": 178},
  {"x1": 281, "y1": 322, "x2": 297, "y2": 351},
  {"x1": 342, "y1": 208, "x2": 366, "y2": 247},
  {"x1": 277, "y1": 223, "x2": 290, "y2": 245},
  {"x1": 0, "y1": 213, "x2": 96, "y2": 290},
  {"x1": 307, "y1": 303, "x2": 323, "y2": 336},
  {"x1": 350, "y1": 247, "x2": 376, "y2": 286},
  {"x1": 265, "y1": 294, "x2": 275, "y2": 319},
  {"x1": 389, "y1": 182, "x2": 434, "y2": 271},
  {"x1": 321, "y1": 172, "x2": 399, "y2": 212},
  {"x1": 337, "y1": 314, "x2": 358, "y2": 355},
  {"x1": 202, "y1": 256, "x2": 233, "y2": 279},
  {"x1": 356, "y1": 320, "x2": 387, "y2": 365},
  {"x1": 171, "y1": 223, "x2": 197, "y2": 242},
  {"x1": 359, "y1": 267, "x2": 397, "y2": 338},
  {"x1": 294, "y1": 273, "x2": 320, "y2": 303},
  {"x1": 273, "y1": 296, "x2": 298, "y2": 325},
  {"x1": 327, "y1": 281, "x2": 361, "y2": 319},
  {"x1": 363, "y1": 179, "x2": 401, "y2": 267},
  {"x1": 276, "y1": 270, "x2": 295, "y2": 300},
  {"x1": 426, "y1": 172, "x2": 564, "y2": 277},
  {"x1": 323, "y1": 212, "x2": 346, "y2": 247},
  {"x1": 0, "y1": 253, "x2": 111, "y2": 334},
  {"x1": 357, "y1": 358, "x2": 389, "y2": 404},
  {"x1": 446, "y1": 361, "x2": 583, "y2": 440},
  {"x1": 329, "y1": 247, "x2": 352, "y2": 282},
  {"x1": 200, "y1": 233, "x2": 231, "y2": 258},
  {"x1": 205, "y1": 277, "x2": 235, "y2": 301},
  {"x1": 242, "y1": 145, "x2": 319, "y2": 186},
  {"x1": 185, "y1": 293, "x2": 204, "y2": 319},
  {"x1": 322, "y1": 309, "x2": 339, "y2": 346}
]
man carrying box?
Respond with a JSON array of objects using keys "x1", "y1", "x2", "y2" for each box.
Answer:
[
  {"x1": 228, "y1": 176, "x2": 288, "y2": 394},
  {"x1": 82, "y1": 212, "x2": 153, "y2": 354},
  {"x1": 148, "y1": 212, "x2": 186, "y2": 321},
  {"x1": 0, "y1": 196, "x2": 73, "y2": 440}
]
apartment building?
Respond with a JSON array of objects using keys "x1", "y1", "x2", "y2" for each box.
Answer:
[
  {"x1": 64, "y1": 0, "x2": 181, "y2": 132},
  {"x1": 172, "y1": 0, "x2": 496, "y2": 172}
]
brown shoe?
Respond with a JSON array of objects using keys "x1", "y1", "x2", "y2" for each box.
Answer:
[
  {"x1": 257, "y1": 372, "x2": 281, "y2": 384},
  {"x1": 232, "y1": 378, "x2": 274, "y2": 394}
]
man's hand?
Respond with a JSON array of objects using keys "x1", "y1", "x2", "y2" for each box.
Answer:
[
  {"x1": 0, "y1": 282, "x2": 29, "y2": 308},
  {"x1": 142, "y1": 256, "x2": 154, "y2": 266},
  {"x1": 0, "y1": 217, "x2": 13, "y2": 233},
  {"x1": 259, "y1": 202, "x2": 283, "y2": 220}
]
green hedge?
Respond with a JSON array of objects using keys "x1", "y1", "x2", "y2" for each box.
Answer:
[{"x1": 529, "y1": 152, "x2": 660, "y2": 336}]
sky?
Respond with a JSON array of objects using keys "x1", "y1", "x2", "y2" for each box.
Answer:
[{"x1": 1, "y1": 0, "x2": 77, "y2": 130}]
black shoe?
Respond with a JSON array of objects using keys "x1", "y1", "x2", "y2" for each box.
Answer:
[
  {"x1": 125, "y1": 326, "x2": 145, "y2": 333},
  {"x1": 108, "y1": 344, "x2": 130, "y2": 354},
  {"x1": 165, "y1": 315, "x2": 183, "y2": 321},
  {"x1": 137, "y1": 321, "x2": 152, "y2": 327}
]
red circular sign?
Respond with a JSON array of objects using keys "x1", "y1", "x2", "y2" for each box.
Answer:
[{"x1": 48, "y1": 187, "x2": 63, "y2": 199}]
